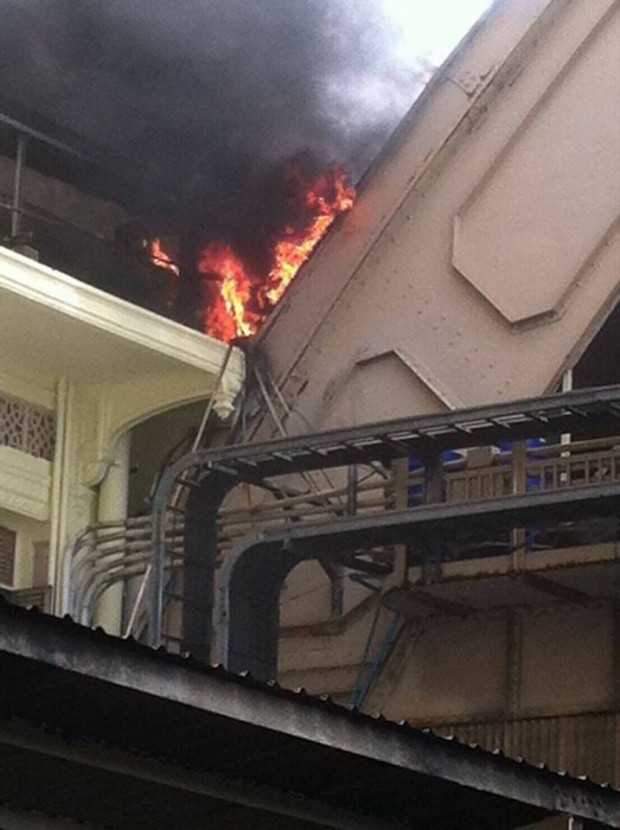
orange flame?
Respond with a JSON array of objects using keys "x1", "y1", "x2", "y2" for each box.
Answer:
[
  {"x1": 149, "y1": 238, "x2": 180, "y2": 277},
  {"x1": 199, "y1": 243, "x2": 262, "y2": 342},
  {"x1": 201, "y1": 164, "x2": 355, "y2": 342}
]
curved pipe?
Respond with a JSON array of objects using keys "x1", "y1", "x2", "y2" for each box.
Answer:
[{"x1": 215, "y1": 535, "x2": 304, "y2": 679}]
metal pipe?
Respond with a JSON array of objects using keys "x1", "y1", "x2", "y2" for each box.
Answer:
[
  {"x1": 148, "y1": 499, "x2": 167, "y2": 647},
  {"x1": 0, "y1": 111, "x2": 89, "y2": 160},
  {"x1": 347, "y1": 465, "x2": 358, "y2": 516},
  {"x1": 11, "y1": 133, "x2": 27, "y2": 238}
]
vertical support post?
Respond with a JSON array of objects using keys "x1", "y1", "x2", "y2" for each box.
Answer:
[
  {"x1": 568, "y1": 817, "x2": 584, "y2": 830},
  {"x1": 424, "y1": 450, "x2": 445, "y2": 505},
  {"x1": 506, "y1": 608, "x2": 522, "y2": 719},
  {"x1": 613, "y1": 600, "x2": 620, "y2": 788},
  {"x1": 50, "y1": 377, "x2": 69, "y2": 615},
  {"x1": 421, "y1": 449, "x2": 444, "y2": 585},
  {"x1": 94, "y1": 432, "x2": 131, "y2": 635},
  {"x1": 148, "y1": 497, "x2": 166, "y2": 648},
  {"x1": 561, "y1": 369, "x2": 573, "y2": 449},
  {"x1": 11, "y1": 133, "x2": 27, "y2": 239},
  {"x1": 613, "y1": 601, "x2": 620, "y2": 708},
  {"x1": 182, "y1": 472, "x2": 235, "y2": 661},
  {"x1": 391, "y1": 458, "x2": 409, "y2": 586},
  {"x1": 347, "y1": 465, "x2": 358, "y2": 516},
  {"x1": 511, "y1": 440, "x2": 527, "y2": 566}
]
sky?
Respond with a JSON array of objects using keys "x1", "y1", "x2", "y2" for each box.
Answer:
[{"x1": 382, "y1": 0, "x2": 494, "y2": 65}]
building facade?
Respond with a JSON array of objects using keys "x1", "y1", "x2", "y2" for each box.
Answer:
[{"x1": 0, "y1": 0, "x2": 619, "y2": 808}]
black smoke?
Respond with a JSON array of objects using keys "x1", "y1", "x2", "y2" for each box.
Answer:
[
  {"x1": 0, "y1": 0, "x2": 426, "y2": 197},
  {"x1": 0, "y1": 0, "x2": 428, "y2": 325}
]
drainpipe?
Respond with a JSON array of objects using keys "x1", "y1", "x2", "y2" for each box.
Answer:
[
  {"x1": 93, "y1": 432, "x2": 131, "y2": 635},
  {"x1": 11, "y1": 133, "x2": 28, "y2": 239},
  {"x1": 49, "y1": 377, "x2": 70, "y2": 615}
]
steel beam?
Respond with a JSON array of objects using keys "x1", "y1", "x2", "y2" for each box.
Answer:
[
  {"x1": 516, "y1": 571, "x2": 593, "y2": 606},
  {"x1": 382, "y1": 587, "x2": 473, "y2": 618},
  {"x1": 10, "y1": 133, "x2": 27, "y2": 238},
  {"x1": 153, "y1": 387, "x2": 620, "y2": 490},
  {"x1": 223, "y1": 482, "x2": 620, "y2": 558},
  {"x1": 0, "y1": 805, "x2": 106, "y2": 829}
]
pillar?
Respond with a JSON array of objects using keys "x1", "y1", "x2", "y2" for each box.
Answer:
[{"x1": 93, "y1": 432, "x2": 130, "y2": 635}]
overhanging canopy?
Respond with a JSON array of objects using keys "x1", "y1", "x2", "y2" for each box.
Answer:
[{"x1": 0, "y1": 600, "x2": 616, "y2": 829}]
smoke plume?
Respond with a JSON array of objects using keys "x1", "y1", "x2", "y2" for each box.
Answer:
[
  {"x1": 0, "y1": 0, "x2": 428, "y2": 327},
  {"x1": 0, "y1": 1, "x2": 426, "y2": 196}
]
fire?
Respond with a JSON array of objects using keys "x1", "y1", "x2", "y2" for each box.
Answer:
[
  {"x1": 200, "y1": 164, "x2": 355, "y2": 342},
  {"x1": 148, "y1": 238, "x2": 180, "y2": 277},
  {"x1": 199, "y1": 244, "x2": 262, "y2": 342}
]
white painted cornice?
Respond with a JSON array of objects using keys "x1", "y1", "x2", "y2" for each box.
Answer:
[{"x1": 0, "y1": 246, "x2": 244, "y2": 380}]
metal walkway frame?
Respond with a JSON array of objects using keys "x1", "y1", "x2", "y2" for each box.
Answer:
[
  {"x1": 216, "y1": 482, "x2": 620, "y2": 679},
  {"x1": 149, "y1": 385, "x2": 620, "y2": 660}
]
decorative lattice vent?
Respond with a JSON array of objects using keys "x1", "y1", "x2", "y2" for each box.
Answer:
[
  {"x1": 0, "y1": 525, "x2": 16, "y2": 586},
  {"x1": 0, "y1": 393, "x2": 56, "y2": 461}
]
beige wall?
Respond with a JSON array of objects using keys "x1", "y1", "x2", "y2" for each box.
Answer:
[
  {"x1": 371, "y1": 605, "x2": 615, "y2": 723},
  {"x1": 258, "y1": 0, "x2": 620, "y2": 435}
]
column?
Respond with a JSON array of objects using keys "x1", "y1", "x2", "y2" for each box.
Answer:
[{"x1": 93, "y1": 432, "x2": 130, "y2": 635}]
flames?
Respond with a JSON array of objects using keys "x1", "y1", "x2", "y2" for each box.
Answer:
[
  {"x1": 148, "y1": 238, "x2": 180, "y2": 277},
  {"x1": 201, "y1": 163, "x2": 355, "y2": 342},
  {"x1": 198, "y1": 244, "x2": 262, "y2": 342},
  {"x1": 146, "y1": 163, "x2": 355, "y2": 342}
]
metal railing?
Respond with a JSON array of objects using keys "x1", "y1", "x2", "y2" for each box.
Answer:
[{"x1": 64, "y1": 434, "x2": 620, "y2": 632}]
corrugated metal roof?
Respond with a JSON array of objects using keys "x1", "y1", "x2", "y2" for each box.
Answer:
[{"x1": 0, "y1": 597, "x2": 617, "y2": 829}]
